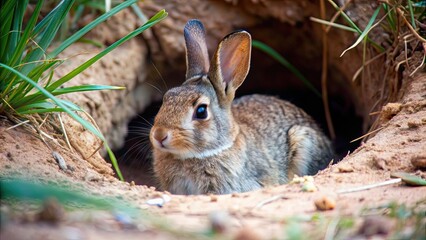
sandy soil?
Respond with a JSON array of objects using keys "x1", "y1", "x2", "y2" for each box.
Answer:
[
  {"x1": 1, "y1": 1, "x2": 426, "y2": 239},
  {"x1": 1, "y1": 73, "x2": 425, "y2": 240}
]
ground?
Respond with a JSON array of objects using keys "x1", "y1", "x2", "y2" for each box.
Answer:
[
  {"x1": 1, "y1": 1, "x2": 426, "y2": 239},
  {"x1": 1, "y1": 73, "x2": 425, "y2": 239}
]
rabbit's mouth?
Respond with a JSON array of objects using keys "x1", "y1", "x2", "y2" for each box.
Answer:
[{"x1": 154, "y1": 141, "x2": 234, "y2": 160}]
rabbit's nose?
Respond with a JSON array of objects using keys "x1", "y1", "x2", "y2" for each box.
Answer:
[{"x1": 153, "y1": 127, "x2": 168, "y2": 144}]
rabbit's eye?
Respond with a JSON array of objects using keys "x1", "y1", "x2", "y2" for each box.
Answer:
[{"x1": 194, "y1": 104, "x2": 208, "y2": 120}]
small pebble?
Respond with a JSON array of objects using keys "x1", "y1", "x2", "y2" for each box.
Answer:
[
  {"x1": 301, "y1": 181, "x2": 317, "y2": 192},
  {"x1": 357, "y1": 216, "x2": 394, "y2": 237},
  {"x1": 209, "y1": 210, "x2": 230, "y2": 234},
  {"x1": 381, "y1": 103, "x2": 402, "y2": 120},
  {"x1": 338, "y1": 164, "x2": 354, "y2": 173},
  {"x1": 37, "y1": 197, "x2": 64, "y2": 224},
  {"x1": 62, "y1": 226, "x2": 83, "y2": 240},
  {"x1": 411, "y1": 156, "x2": 426, "y2": 168},
  {"x1": 407, "y1": 120, "x2": 422, "y2": 128},
  {"x1": 231, "y1": 193, "x2": 240, "y2": 198},
  {"x1": 52, "y1": 151, "x2": 67, "y2": 171},
  {"x1": 234, "y1": 227, "x2": 261, "y2": 240},
  {"x1": 210, "y1": 195, "x2": 218, "y2": 202},
  {"x1": 145, "y1": 194, "x2": 171, "y2": 207},
  {"x1": 314, "y1": 196, "x2": 336, "y2": 211}
]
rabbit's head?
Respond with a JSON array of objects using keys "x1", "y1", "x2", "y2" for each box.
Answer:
[{"x1": 150, "y1": 19, "x2": 252, "y2": 160}]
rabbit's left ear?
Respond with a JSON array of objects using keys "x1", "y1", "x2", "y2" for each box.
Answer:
[
  {"x1": 209, "y1": 31, "x2": 251, "y2": 105},
  {"x1": 184, "y1": 19, "x2": 210, "y2": 80}
]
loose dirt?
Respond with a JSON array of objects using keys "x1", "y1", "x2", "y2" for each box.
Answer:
[{"x1": 1, "y1": 74, "x2": 425, "y2": 239}]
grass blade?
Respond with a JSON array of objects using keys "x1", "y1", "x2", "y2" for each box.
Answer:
[
  {"x1": 5, "y1": 0, "x2": 27, "y2": 64},
  {"x1": 7, "y1": 0, "x2": 43, "y2": 69},
  {"x1": 16, "y1": 84, "x2": 125, "y2": 107},
  {"x1": 50, "y1": 0, "x2": 138, "y2": 58},
  {"x1": 340, "y1": 5, "x2": 382, "y2": 57},
  {"x1": 252, "y1": 40, "x2": 322, "y2": 98},
  {"x1": 48, "y1": 9, "x2": 168, "y2": 91},
  {"x1": 327, "y1": 0, "x2": 362, "y2": 33},
  {"x1": 407, "y1": 0, "x2": 416, "y2": 29},
  {"x1": 327, "y1": 0, "x2": 384, "y2": 53},
  {"x1": 0, "y1": 63, "x2": 104, "y2": 140},
  {"x1": 52, "y1": 85, "x2": 125, "y2": 95},
  {"x1": 310, "y1": 17, "x2": 358, "y2": 32},
  {"x1": 105, "y1": 142, "x2": 123, "y2": 181},
  {"x1": 0, "y1": 0, "x2": 16, "y2": 61},
  {"x1": 22, "y1": 0, "x2": 75, "y2": 75}
]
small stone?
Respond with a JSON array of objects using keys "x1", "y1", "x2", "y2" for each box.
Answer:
[
  {"x1": 290, "y1": 175, "x2": 304, "y2": 184},
  {"x1": 52, "y1": 151, "x2": 67, "y2": 171},
  {"x1": 314, "y1": 196, "x2": 336, "y2": 211},
  {"x1": 130, "y1": 181, "x2": 136, "y2": 186},
  {"x1": 337, "y1": 164, "x2": 354, "y2": 173},
  {"x1": 407, "y1": 120, "x2": 422, "y2": 128},
  {"x1": 210, "y1": 195, "x2": 218, "y2": 202},
  {"x1": 209, "y1": 210, "x2": 230, "y2": 234},
  {"x1": 357, "y1": 216, "x2": 394, "y2": 237},
  {"x1": 381, "y1": 103, "x2": 402, "y2": 121},
  {"x1": 6, "y1": 152, "x2": 13, "y2": 161},
  {"x1": 37, "y1": 197, "x2": 64, "y2": 224},
  {"x1": 145, "y1": 194, "x2": 171, "y2": 207},
  {"x1": 301, "y1": 181, "x2": 317, "y2": 192},
  {"x1": 84, "y1": 170, "x2": 101, "y2": 182},
  {"x1": 233, "y1": 227, "x2": 261, "y2": 240},
  {"x1": 411, "y1": 156, "x2": 426, "y2": 168},
  {"x1": 374, "y1": 157, "x2": 388, "y2": 170}
]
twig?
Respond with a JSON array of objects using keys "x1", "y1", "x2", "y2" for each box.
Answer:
[
  {"x1": 352, "y1": 51, "x2": 387, "y2": 82},
  {"x1": 337, "y1": 178, "x2": 402, "y2": 194},
  {"x1": 253, "y1": 194, "x2": 287, "y2": 210},
  {"x1": 396, "y1": 7, "x2": 426, "y2": 43},
  {"x1": 324, "y1": 218, "x2": 340, "y2": 240},
  {"x1": 409, "y1": 46, "x2": 426, "y2": 76},
  {"x1": 57, "y1": 113, "x2": 73, "y2": 151},
  {"x1": 325, "y1": 0, "x2": 353, "y2": 33},
  {"x1": 320, "y1": 0, "x2": 336, "y2": 140},
  {"x1": 350, "y1": 126, "x2": 384, "y2": 143},
  {"x1": 6, "y1": 120, "x2": 30, "y2": 130}
]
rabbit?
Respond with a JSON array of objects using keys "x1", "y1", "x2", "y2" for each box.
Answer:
[{"x1": 149, "y1": 19, "x2": 334, "y2": 195}]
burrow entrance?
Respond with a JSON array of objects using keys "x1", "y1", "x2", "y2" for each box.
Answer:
[{"x1": 113, "y1": 19, "x2": 366, "y2": 188}]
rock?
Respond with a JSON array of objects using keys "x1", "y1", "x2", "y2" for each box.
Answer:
[
  {"x1": 314, "y1": 196, "x2": 336, "y2": 211},
  {"x1": 37, "y1": 197, "x2": 64, "y2": 224},
  {"x1": 381, "y1": 103, "x2": 402, "y2": 121},
  {"x1": 357, "y1": 216, "x2": 394, "y2": 237},
  {"x1": 411, "y1": 156, "x2": 426, "y2": 168},
  {"x1": 234, "y1": 227, "x2": 261, "y2": 240},
  {"x1": 209, "y1": 210, "x2": 230, "y2": 234},
  {"x1": 337, "y1": 164, "x2": 354, "y2": 173}
]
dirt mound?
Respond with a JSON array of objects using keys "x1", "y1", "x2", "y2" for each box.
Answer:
[{"x1": 1, "y1": 1, "x2": 425, "y2": 239}]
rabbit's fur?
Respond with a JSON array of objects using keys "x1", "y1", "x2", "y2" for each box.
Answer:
[{"x1": 150, "y1": 20, "x2": 334, "y2": 195}]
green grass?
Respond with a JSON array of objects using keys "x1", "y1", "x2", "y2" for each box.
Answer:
[
  {"x1": 252, "y1": 40, "x2": 322, "y2": 98},
  {"x1": 312, "y1": 0, "x2": 426, "y2": 57},
  {"x1": 0, "y1": 0, "x2": 168, "y2": 180}
]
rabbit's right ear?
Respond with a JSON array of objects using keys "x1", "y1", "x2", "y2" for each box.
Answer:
[
  {"x1": 209, "y1": 31, "x2": 251, "y2": 106},
  {"x1": 184, "y1": 20, "x2": 210, "y2": 80}
]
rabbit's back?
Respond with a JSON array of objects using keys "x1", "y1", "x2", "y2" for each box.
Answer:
[{"x1": 232, "y1": 94, "x2": 333, "y2": 181}]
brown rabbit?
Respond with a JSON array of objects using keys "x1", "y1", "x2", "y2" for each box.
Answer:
[{"x1": 150, "y1": 19, "x2": 334, "y2": 195}]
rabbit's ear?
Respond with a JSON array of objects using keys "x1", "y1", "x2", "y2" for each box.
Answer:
[
  {"x1": 209, "y1": 31, "x2": 251, "y2": 105},
  {"x1": 184, "y1": 20, "x2": 210, "y2": 80}
]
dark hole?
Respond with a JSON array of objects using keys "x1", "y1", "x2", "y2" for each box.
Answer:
[
  {"x1": 114, "y1": 102, "x2": 161, "y2": 187},
  {"x1": 114, "y1": 72, "x2": 363, "y2": 188},
  {"x1": 113, "y1": 21, "x2": 364, "y2": 187}
]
